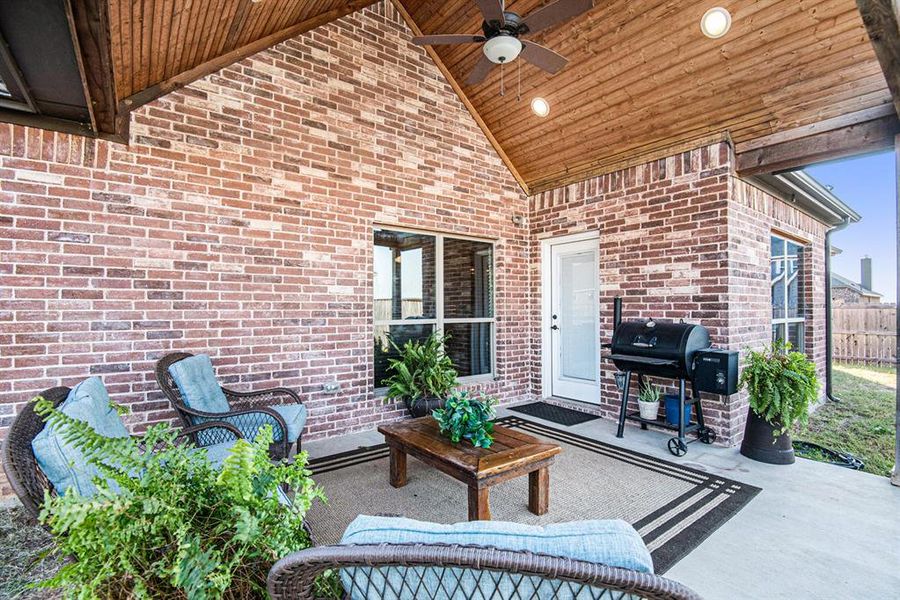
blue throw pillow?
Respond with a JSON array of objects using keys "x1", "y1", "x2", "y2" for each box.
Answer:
[
  {"x1": 338, "y1": 516, "x2": 653, "y2": 599},
  {"x1": 167, "y1": 354, "x2": 230, "y2": 415},
  {"x1": 31, "y1": 377, "x2": 129, "y2": 497}
]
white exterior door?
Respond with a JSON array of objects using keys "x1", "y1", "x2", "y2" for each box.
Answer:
[{"x1": 548, "y1": 238, "x2": 600, "y2": 403}]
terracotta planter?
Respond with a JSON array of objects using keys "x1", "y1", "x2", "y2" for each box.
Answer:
[
  {"x1": 405, "y1": 396, "x2": 445, "y2": 418},
  {"x1": 740, "y1": 409, "x2": 795, "y2": 465}
]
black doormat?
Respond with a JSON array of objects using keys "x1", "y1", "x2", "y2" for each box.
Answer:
[
  {"x1": 306, "y1": 416, "x2": 761, "y2": 575},
  {"x1": 507, "y1": 401, "x2": 600, "y2": 426}
]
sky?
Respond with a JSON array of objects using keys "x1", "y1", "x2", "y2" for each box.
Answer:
[{"x1": 806, "y1": 151, "x2": 897, "y2": 303}]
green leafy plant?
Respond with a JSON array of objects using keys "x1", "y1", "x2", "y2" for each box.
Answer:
[
  {"x1": 31, "y1": 397, "x2": 327, "y2": 599},
  {"x1": 638, "y1": 382, "x2": 661, "y2": 404},
  {"x1": 739, "y1": 340, "x2": 820, "y2": 436},
  {"x1": 382, "y1": 331, "x2": 458, "y2": 408},
  {"x1": 431, "y1": 391, "x2": 497, "y2": 449}
]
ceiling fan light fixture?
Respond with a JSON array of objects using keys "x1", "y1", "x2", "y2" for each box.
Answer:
[
  {"x1": 531, "y1": 97, "x2": 550, "y2": 117},
  {"x1": 700, "y1": 7, "x2": 732, "y2": 38},
  {"x1": 483, "y1": 35, "x2": 523, "y2": 64}
]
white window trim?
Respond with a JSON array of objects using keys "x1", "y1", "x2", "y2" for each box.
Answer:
[
  {"x1": 771, "y1": 233, "x2": 806, "y2": 350},
  {"x1": 374, "y1": 227, "x2": 497, "y2": 387}
]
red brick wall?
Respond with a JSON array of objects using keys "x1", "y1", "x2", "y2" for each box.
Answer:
[
  {"x1": 0, "y1": 1, "x2": 834, "y2": 499},
  {"x1": 0, "y1": 2, "x2": 531, "y2": 496},
  {"x1": 529, "y1": 144, "x2": 829, "y2": 445},
  {"x1": 529, "y1": 144, "x2": 735, "y2": 438},
  {"x1": 726, "y1": 177, "x2": 828, "y2": 442}
]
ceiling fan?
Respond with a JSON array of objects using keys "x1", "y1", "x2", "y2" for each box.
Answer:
[{"x1": 411, "y1": 0, "x2": 594, "y2": 86}]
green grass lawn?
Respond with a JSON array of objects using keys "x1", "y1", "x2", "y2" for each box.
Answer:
[{"x1": 794, "y1": 363, "x2": 896, "y2": 477}]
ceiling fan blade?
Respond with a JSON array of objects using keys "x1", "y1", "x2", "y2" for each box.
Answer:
[
  {"x1": 520, "y1": 40, "x2": 568, "y2": 74},
  {"x1": 521, "y1": 0, "x2": 594, "y2": 35},
  {"x1": 411, "y1": 34, "x2": 486, "y2": 46},
  {"x1": 466, "y1": 54, "x2": 495, "y2": 85},
  {"x1": 475, "y1": 0, "x2": 505, "y2": 25}
]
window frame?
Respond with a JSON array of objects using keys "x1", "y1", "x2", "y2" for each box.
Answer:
[
  {"x1": 373, "y1": 226, "x2": 497, "y2": 388},
  {"x1": 770, "y1": 232, "x2": 806, "y2": 352}
]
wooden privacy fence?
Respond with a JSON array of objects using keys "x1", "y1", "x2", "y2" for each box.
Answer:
[{"x1": 833, "y1": 304, "x2": 897, "y2": 365}]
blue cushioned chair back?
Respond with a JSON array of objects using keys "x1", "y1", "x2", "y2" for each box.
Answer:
[{"x1": 167, "y1": 354, "x2": 230, "y2": 414}]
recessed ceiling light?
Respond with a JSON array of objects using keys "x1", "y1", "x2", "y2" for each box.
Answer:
[
  {"x1": 700, "y1": 7, "x2": 732, "y2": 39},
  {"x1": 531, "y1": 97, "x2": 550, "y2": 117}
]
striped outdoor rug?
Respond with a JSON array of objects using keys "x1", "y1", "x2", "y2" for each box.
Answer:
[{"x1": 305, "y1": 415, "x2": 761, "y2": 574}]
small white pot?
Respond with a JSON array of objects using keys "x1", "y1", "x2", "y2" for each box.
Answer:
[{"x1": 638, "y1": 401, "x2": 659, "y2": 421}]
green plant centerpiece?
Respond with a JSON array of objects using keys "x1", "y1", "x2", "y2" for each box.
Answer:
[
  {"x1": 382, "y1": 331, "x2": 459, "y2": 418},
  {"x1": 30, "y1": 397, "x2": 330, "y2": 599},
  {"x1": 431, "y1": 391, "x2": 498, "y2": 449},
  {"x1": 738, "y1": 340, "x2": 820, "y2": 465}
]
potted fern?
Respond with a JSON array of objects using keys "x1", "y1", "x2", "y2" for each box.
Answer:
[
  {"x1": 738, "y1": 340, "x2": 819, "y2": 464},
  {"x1": 382, "y1": 331, "x2": 459, "y2": 418}
]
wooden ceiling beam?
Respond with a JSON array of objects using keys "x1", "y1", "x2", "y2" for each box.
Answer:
[
  {"x1": 120, "y1": 0, "x2": 379, "y2": 114},
  {"x1": 66, "y1": 0, "x2": 123, "y2": 140},
  {"x1": 735, "y1": 113, "x2": 900, "y2": 177},
  {"x1": 529, "y1": 132, "x2": 733, "y2": 195},
  {"x1": 857, "y1": 0, "x2": 900, "y2": 117}
]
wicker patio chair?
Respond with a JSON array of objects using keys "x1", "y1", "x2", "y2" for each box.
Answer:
[
  {"x1": 1, "y1": 386, "x2": 243, "y2": 523},
  {"x1": 267, "y1": 543, "x2": 703, "y2": 600},
  {"x1": 155, "y1": 352, "x2": 306, "y2": 460}
]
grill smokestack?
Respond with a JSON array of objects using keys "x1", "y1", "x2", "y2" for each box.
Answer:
[
  {"x1": 613, "y1": 296, "x2": 622, "y2": 330},
  {"x1": 861, "y1": 256, "x2": 873, "y2": 291}
]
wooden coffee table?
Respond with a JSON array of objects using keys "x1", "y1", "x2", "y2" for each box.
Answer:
[{"x1": 378, "y1": 417, "x2": 562, "y2": 521}]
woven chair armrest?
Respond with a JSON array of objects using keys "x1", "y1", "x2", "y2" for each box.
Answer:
[
  {"x1": 222, "y1": 386, "x2": 302, "y2": 406},
  {"x1": 267, "y1": 543, "x2": 704, "y2": 600},
  {"x1": 176, "y1": 421, "x2": 244, "y2": 443},
  {"x1": 177, "y1": 405, "x2": 289, "y2": 457},
  {"x1": 136, "y1": 421, "x2": 244, "y2": 453}
]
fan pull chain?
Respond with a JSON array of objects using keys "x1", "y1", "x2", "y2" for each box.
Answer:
[
  {"x1": 517, "y1": 60, "x2": 521, "y2": 102},
  {"x1": 499, "y1": 62, "x2": 505, "y2": 97}
]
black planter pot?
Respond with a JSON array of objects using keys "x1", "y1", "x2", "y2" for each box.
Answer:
[
  {"x1": 740, "y1": 410, "x2": 795, "y2": 465},
  {"x1": 405, "y1": 396, "x2": 445, "y2": 418}
]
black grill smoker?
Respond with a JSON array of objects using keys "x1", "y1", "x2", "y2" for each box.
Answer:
[{"x1": 607, "y1": 297, "x2": 738, "y2": 456}]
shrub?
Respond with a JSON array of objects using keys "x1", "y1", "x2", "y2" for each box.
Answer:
[
  {"x1": 432, "y1": 391, "x2": 497, "y2": 449},
  {"x1": 739, "y1": 340, "x2": 820, "y2": 436},
  {"x1": 382, "y1": 331, "x2": 458, "y2": 408},
  {"x1": 31, "y1": 397, "x2": 326, "y2": 599}
]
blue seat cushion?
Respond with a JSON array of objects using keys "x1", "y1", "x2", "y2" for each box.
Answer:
[
  {"x1": 338, "y1": 516, "x2": 653, "y2": 599},
  {"x1": 31, "y1": 377, "x2": 130, "y2": 497},
  {"x1": 167, "y1": 354, "x2": 230, "y2": 415},
  {"x1": 191, "y1": 440, "x2": 237, "y2": 469},
  {"x1": 270, "y1": 403, "x2": 306, "y2": 443}
]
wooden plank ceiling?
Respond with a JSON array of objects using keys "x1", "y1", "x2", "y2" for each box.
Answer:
[
  {"x1": 3, "y1": 0, "x2": 895, "y2": 194},
  {"x1": 398, "y1": 0, "x2": 894, "y2": 192},
  {"x1": 109, "y1": 0, "x2": 377, "y2": 106}
]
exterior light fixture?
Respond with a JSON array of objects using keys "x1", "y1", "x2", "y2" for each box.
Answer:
[
  {"x1": 483, "y1": 35, "x2": 523, "y2": 64},
  {"x1": 531, "y1": 97, "x2": 550, "y2": 117},
  {"x1": 700, "y1": 7, "x2": 732, "y2": 38}
]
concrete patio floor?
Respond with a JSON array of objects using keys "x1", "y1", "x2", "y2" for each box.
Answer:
[{"x1": 303, "y1": 404, "x2": 900, "y2": 600}]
